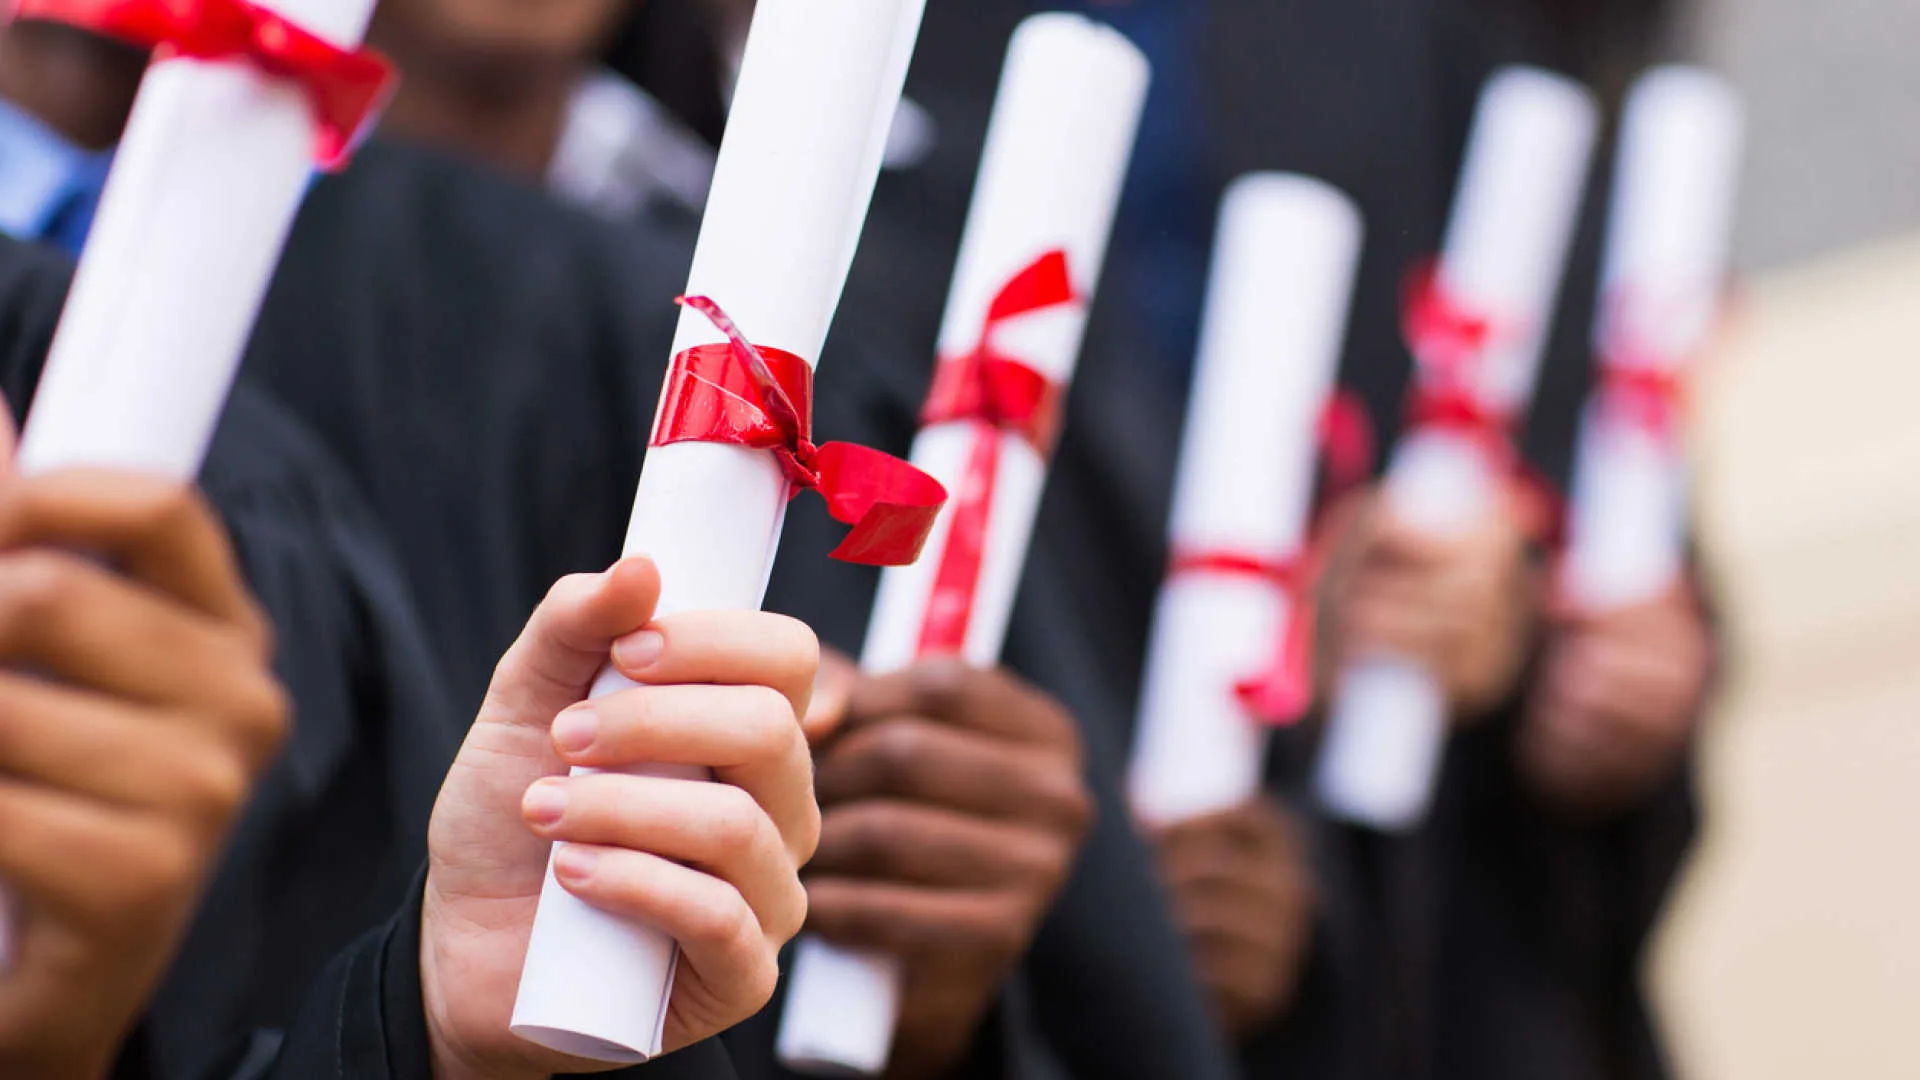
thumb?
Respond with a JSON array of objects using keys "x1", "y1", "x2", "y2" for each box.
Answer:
[{"x1": 479, "y1": 556, "x2": 662, "y2": 729}]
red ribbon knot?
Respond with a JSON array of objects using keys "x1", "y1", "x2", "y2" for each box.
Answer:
[
  {"x1": 1400, "y1": 259, "x2": 1519, "y2": 465},
  {"x1": 1157, "y1": 392, "x2": 1377, "y2": 726},
  {"x1": 913, "y1": 250, "x2": 1079, "y2": 655},
  {"x1": 17, "y1": 0, "x2": 396, "y2": 169},
  {"x1": 652, "y1": 296, "x2": 948, "y2": 567},
  {"x1": 1168, "y1": 549, "x2": 1316, "y2": 727}
]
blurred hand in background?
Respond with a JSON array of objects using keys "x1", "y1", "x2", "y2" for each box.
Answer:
[
  {"x1": 1151, "y1": 797, "x2": 1316, "y2": 1042},
  {"x1": 1518, "y1": 580, "x2": 1714, "y2": 818},
  {"x1": 1318, "y1": 486, "x2": 1536, "y2": 720}
]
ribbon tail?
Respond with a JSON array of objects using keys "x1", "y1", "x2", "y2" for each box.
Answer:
[
  {"x1": 915, "y1": 427, "x2": 1001, "y2": 655},
  {"x1": 1233, "y1": 607, "x2": 1315, "y2": 727},
  {"x1": 812, "y1": 442, "x2": 949, "y2": 567},
  {"x1": 307, "y1": 52, "x2": 398, "y2": 170}
]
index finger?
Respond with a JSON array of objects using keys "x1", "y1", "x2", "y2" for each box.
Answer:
[
  {"x1": 611, "y1": 609, "x2": 819, "y2": 720},
  {"x1": 0, "y1": 470, "x2": 260, "y2": 633}
]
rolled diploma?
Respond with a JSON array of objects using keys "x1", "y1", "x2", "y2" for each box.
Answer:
[
  {"x1": 1125, "y1": 174, "x2": 1362, "y2": 828},
  {"x1": 1314, "y1": 67, "x2": 1598, "y2": 830},
  {"x1": 1564, "y1": 67, "x2": 1742, "y2": 611},
  {"x1": 507, "y1": 0, "x2": 929, "y2": 1063},
  {"x1": 774, "y1": 14, "x2": 1148, "y2": 1076},
  {"x1": 0, "y1": 0, "x2": 376, "y2": 972}
]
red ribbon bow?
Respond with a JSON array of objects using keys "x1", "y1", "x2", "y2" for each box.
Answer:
[
  {"x1": 913, "y1": 250, "x2": 1079, "y2": 656},
  {"x1": 1400, "y1": 259, "x2": 1518, "y2": 463},
  {"x1": 17, "y1": 0, "x2": 396, "y2": 169},
  {"x1": 1165, "y1": 392, "x2": 1378, "y2": 726},
  {"x1": 652, "y1": 296, "x2": 948, "y2": 567}
]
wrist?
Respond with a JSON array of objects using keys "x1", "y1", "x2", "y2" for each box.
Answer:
[{"x1": 419, "y1": 893, "x2": 547, "y2": 1080}]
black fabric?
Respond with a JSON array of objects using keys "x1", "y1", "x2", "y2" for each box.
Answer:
[
  {"x1": 245, "y1": 138, "x2": 688, "y2": 719},
  {"x1": 0, "y1": 233, "x2": 465, "y2": 1080}
]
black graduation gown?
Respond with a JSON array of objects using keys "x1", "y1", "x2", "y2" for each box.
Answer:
[{"x1": 0, "y1": 233, "x2": 463, "y2": 1079}]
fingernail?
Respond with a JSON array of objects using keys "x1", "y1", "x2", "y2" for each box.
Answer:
[
  {"x1": 613, "y1": 629, "x2": 665, "y2": 671},
  {"x1": 553, "y1": 844, "x2": 599, "y2": 885},
  {"x1": 523, "y1": 780, "x2": 569, "y2": 828},
  {"x1": 551, "y1": 706, "x2": 599, "y2": 755}
]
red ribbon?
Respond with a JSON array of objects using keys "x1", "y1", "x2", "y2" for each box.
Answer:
[
  {"x1": 1400, "y1": 259, "x2": 1518, "y2": 464},
  {"x1": 1165, "y1": 391, "x2": 1377, "y2": 726},
  {"x1": 16, "y1": 0, "x2": 396, "y2": 169},
  {"x1": 1597, "y1": 364, "x2": 1685, "y2": 440},
  {"x1": 913, "y1": 250, "x2": 1079, "y2": 655},
  {"x1": 1168, "y1": 548, "x2": 1319, "y2": 726},
  {"x1": 1595, "y1": 293, "x2": 1691, "y2": 441},
  {"x1": 652, "y1": 296, "x2": 948, "y2": 567}
]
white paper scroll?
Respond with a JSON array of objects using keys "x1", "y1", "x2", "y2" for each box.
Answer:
[
  {"x1": 0, "y1": 0, "x2": 379, "y2": 973},
  {"x1": 1563, "y1": 68, "x2": 1742, "y2": 611},
  {"x1": 773, "y1": 16, "x2": 1149, "y2": 1076},
  {"x1": 508, "y1": 0, "x2": 928, "y2": 1063},
  {"x1": 1125, "y1": 174, "x2": 1363, "y2": 828},
  {"x1": 1314, "y1": 67, "x2": 1598, "y2": 831}
]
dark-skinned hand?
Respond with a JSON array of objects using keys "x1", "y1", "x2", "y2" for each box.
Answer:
[
  {"x1": 804, "y1": 652, "x2": 1094, "y2": 1080},
  {"x1": 1152, "y1": 797, "x2": 1315, "y2": 1041},
  {"x1": 1518, "y1": 580, "x2": 1713, "y2": 818}
]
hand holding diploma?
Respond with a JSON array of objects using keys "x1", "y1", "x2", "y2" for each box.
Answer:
[
  {"x1": 1519, "y1": 582, "x2": 1713, "y2": 817},
  {"x1": 1521, "y1": 68, "x2": 1741, "y2": 818},
  {"x1": 1314, "y1": 67, "x2": 1598, "y2": 831},
  {"x1": 508, "y1": 0, "x2": 939, "y2": 1059},
  {"x1": 422, "y1": 559, "x2": 821, "y2": 1080},
  {"x1": 796, "y1": 654, "x2": 1094, "y2": 1080},
  {"x1": 1124, "y1": 174, "x2": 1363, "y2": 828},
  {"x1": 1149, "y1": 798, "x2": 1315, "y2": 1040},
  {"x1": 1319, "y1": 487, "x2": 1535, "y2": 721},
  {"x1": 0, "y1": 414, "x2": 290, "y2": 1079}
]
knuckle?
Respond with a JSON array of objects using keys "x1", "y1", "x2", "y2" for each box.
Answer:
[
  {"x1": 790, "y1": 794, "x2": 822, "y2": 866},
  {"x1": 178, "y1": 749, "x2": 253, "y2": 823},
  {"x1": 708, "y1": 786, "x2": 767, "y2": 863},
  {"x1": 741, "y1": 949, "x2": 782, "y2": 1014},
  {"x1": 767, "y1": 876, "x2": 809, "y2": 944},
  {"x1": 234, "y1": 597, "x2": 277, "y2": 662},
  {"x1": 742, "y1": 684, "x2": 798, "y2": 746},
  {"x1": 0, "y1": 551, "x2": 80, "y2": 625},
  {"x1": 909, "y1": 660, "x2": 968, "y2": 715},
  {"x1": 689, "y1": 889, "x2": 757, "y2": 952},
  {"x1": 118, "y1": 831, "x2": 199, "y2": 910},
  {"x1": 867, "y1": 720, "x2": 931, "y2": 778},
  {"x1": 234, "y1": 674, "x2": 293, "y2": 763}
]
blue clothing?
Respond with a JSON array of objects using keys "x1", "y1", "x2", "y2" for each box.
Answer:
[
  {"x1": 1056, "y1": 0, "x2": 1215, "y2": 389},
  {"x1": 0, "y1": 97, "x2": 111, "y2": 257}
]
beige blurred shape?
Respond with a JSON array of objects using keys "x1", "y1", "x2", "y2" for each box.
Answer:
[{"x1": 1654, "y1": 231, "x2": 1920, "y2": 1080}]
